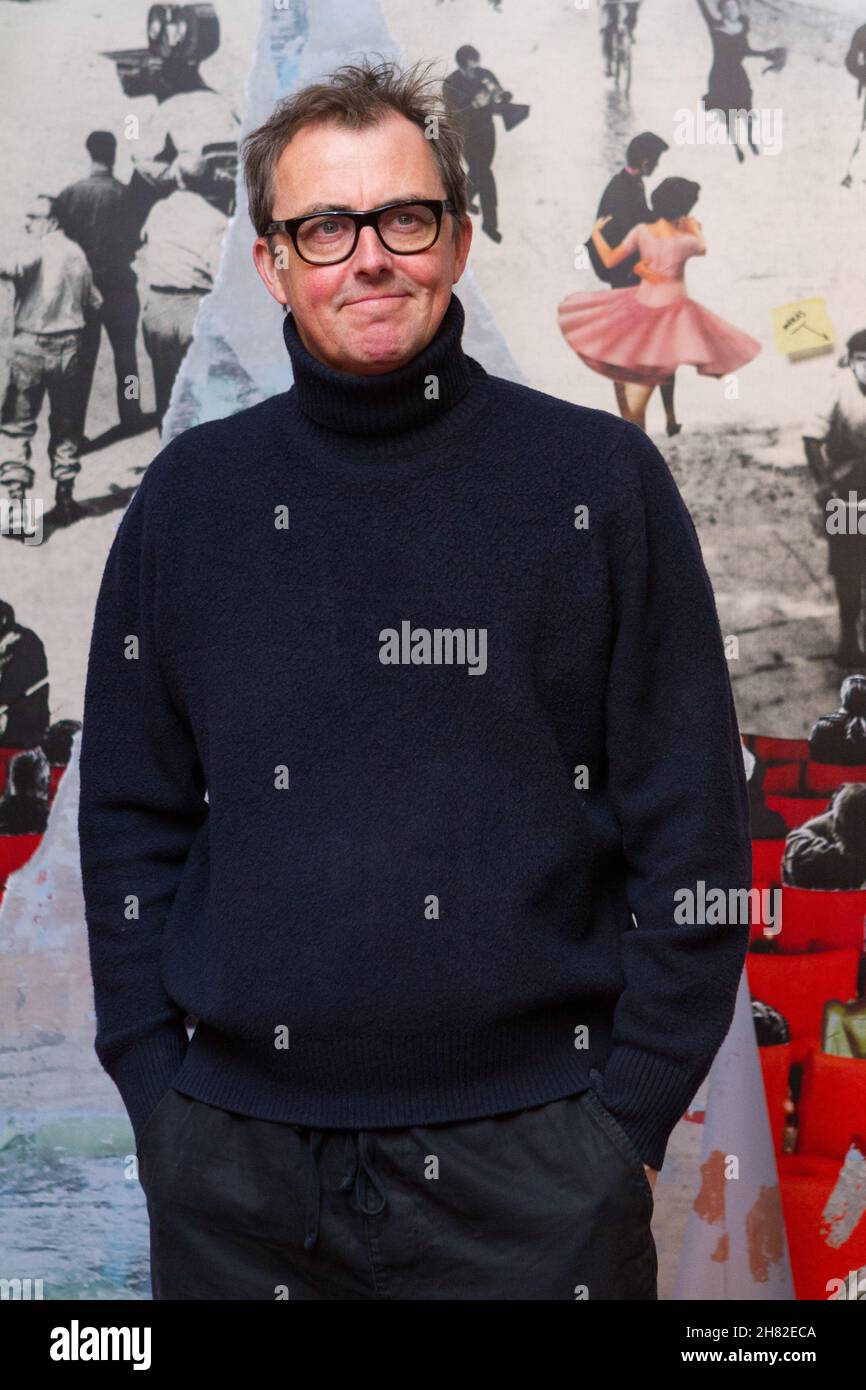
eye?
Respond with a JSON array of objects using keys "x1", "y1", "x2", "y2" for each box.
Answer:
[
  {"x1": 381, "y1": 205, "x2": 431, "y2": 236},
  {"x1": 298, "y1": 215, "x2": 353, "y2": 246}
]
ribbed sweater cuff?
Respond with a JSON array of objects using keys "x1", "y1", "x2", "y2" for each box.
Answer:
[
  {"x1": 591, "y1": 1046, "x2": 703, "y2": 1172},
  {"x1": 105, "y1": 1025, "x2": 190, "y2": 1146}
]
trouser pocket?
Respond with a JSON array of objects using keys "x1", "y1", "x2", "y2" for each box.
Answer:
[
  {"x1": 581, "y1": 1085, "x2": 655, "y2": 1219},
  {"x1": 136, "y1": 1088, "x2": 179, "y2": 1157},
  {"x1": 136, "y1": 1088, "x2": 192, "y2": 1189}
]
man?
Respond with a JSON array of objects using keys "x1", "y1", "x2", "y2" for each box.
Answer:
[
  {"x1": 0, "y1": 748, "x2": 50, "y2": 835},
  {"x1": 808, "y1": 674, "x2": 866, "y2": 765},
  {"x1": 442, "y1": 45, "x2": 508, "y2": 243},
  {"x1": 53, "y1": 131, "x2": 145, "y2": 440},
  {"x1": 0, "y1": 600, "x2": 49, "y2": 748},
  {"x1": 585, "y1": 131, "x2": 668, "y2": 290},
  {"x1": 41, "y1": 718, "x2": 83, "y2": 772},
  {"x1": 599, "y1": 0, "x2": 642, "y2": 74},
  {"x1": 782, "y1": 783, "x2": 866, "y2": 890},
  {"x1": 79, "y1": 57, "x2": 752, "y2": 1301},
  {"x1": 0, "y1": 195, "x2": 102, "y2": 525},
  {"x1": 139, "y1": 152, "x2": 229, "y2": 431},
  {"x1": 803, "y1": 328, "x2": 866, "y2": 666}
]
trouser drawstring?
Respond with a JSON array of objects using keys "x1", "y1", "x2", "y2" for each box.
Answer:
[{"x1": 301, "y1": 1128, "x2": 388, "y2": 1251}]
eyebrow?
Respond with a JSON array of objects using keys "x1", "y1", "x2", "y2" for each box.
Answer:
[{"x1": 292, "y1": 192, "x2": 438, "y2": 218}]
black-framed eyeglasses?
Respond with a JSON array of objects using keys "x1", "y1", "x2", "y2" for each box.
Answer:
[{"x1": 264, "y1": 197, "x2": 458, "y2": 266}]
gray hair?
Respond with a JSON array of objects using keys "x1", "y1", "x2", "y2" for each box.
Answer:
[{"x1": 241, "y1": 55, "x2": 468, "y2": 247}]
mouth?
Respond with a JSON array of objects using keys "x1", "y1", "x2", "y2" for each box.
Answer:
[{"x1": 346, "y1": 293, "x2": 409, "y2": 307}]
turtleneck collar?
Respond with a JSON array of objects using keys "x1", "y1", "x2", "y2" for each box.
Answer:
[{"x1": 282, "y1": 292, "x2": 475, "y2": 438}]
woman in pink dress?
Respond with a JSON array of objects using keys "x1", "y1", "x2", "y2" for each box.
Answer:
[{"x1": 557, "y1": 177, "x2": 761, "y2": 433}]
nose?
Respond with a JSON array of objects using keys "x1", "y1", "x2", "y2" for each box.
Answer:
[{"x1": 351, "y1": 221, "x2": 393, "y2": 273}]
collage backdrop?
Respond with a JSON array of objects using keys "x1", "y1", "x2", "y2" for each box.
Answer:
[{"x1": 1, "y1": 0, "x2": 865, "y2": 1300}]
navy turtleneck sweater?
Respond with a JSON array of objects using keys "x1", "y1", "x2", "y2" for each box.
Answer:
[{"x1": 78, "y1": 292, "x2": 752, "y2": 1171}]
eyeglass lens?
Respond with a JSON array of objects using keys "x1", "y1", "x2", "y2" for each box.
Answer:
[{"x1": 296, "y1": 203, "x2": 439, "y2": 263}]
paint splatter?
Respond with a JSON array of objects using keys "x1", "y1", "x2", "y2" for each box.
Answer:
[
  {"x1": 711, "y1": 1233, "x2": 729, "y2": 1263},
  {"x1": 746, "y1": 1185, "x2": 786, "y2": 1282},
  {"x1": 821, "y1": 1139, "x2": 866, "y2": 1249},
  {"x1": 693, "y1": 1149, "x2": 727, "y2": 1227}
]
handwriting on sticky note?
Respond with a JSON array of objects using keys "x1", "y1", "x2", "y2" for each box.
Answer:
[{"x1": 771, "y1": 298, "x2": 835, "y2": 359}]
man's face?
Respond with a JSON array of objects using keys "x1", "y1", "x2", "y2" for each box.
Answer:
[
  {"x1": 850, "y1": 351, "x2": 866, "y2": 389},
  {"x1": 252, "y1": 111, "x2": 472, "y2": 376},
  {"x1": 24, "y1": 204, "x2": 54, "y2": 238}
]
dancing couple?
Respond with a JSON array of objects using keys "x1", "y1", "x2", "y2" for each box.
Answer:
[{"x1": 558, "y1": 176, "x2": 760, "y2": 433}]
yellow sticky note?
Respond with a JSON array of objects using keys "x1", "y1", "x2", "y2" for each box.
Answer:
[{"x1": 771, "y1": 298, "x2": 835, "y2": 360}]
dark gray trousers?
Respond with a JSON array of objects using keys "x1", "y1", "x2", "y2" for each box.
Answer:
[{"x1": 137, "y1": 1085, "x2": 658, "y2": 1300}]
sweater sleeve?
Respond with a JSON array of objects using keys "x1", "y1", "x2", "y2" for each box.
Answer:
[
  {"x1": 593, "y1": 424, "x2": 753, "y2": 1172},
  {"x1": 78, "y1": 449, "x2": 208, "y2": 1146}
]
